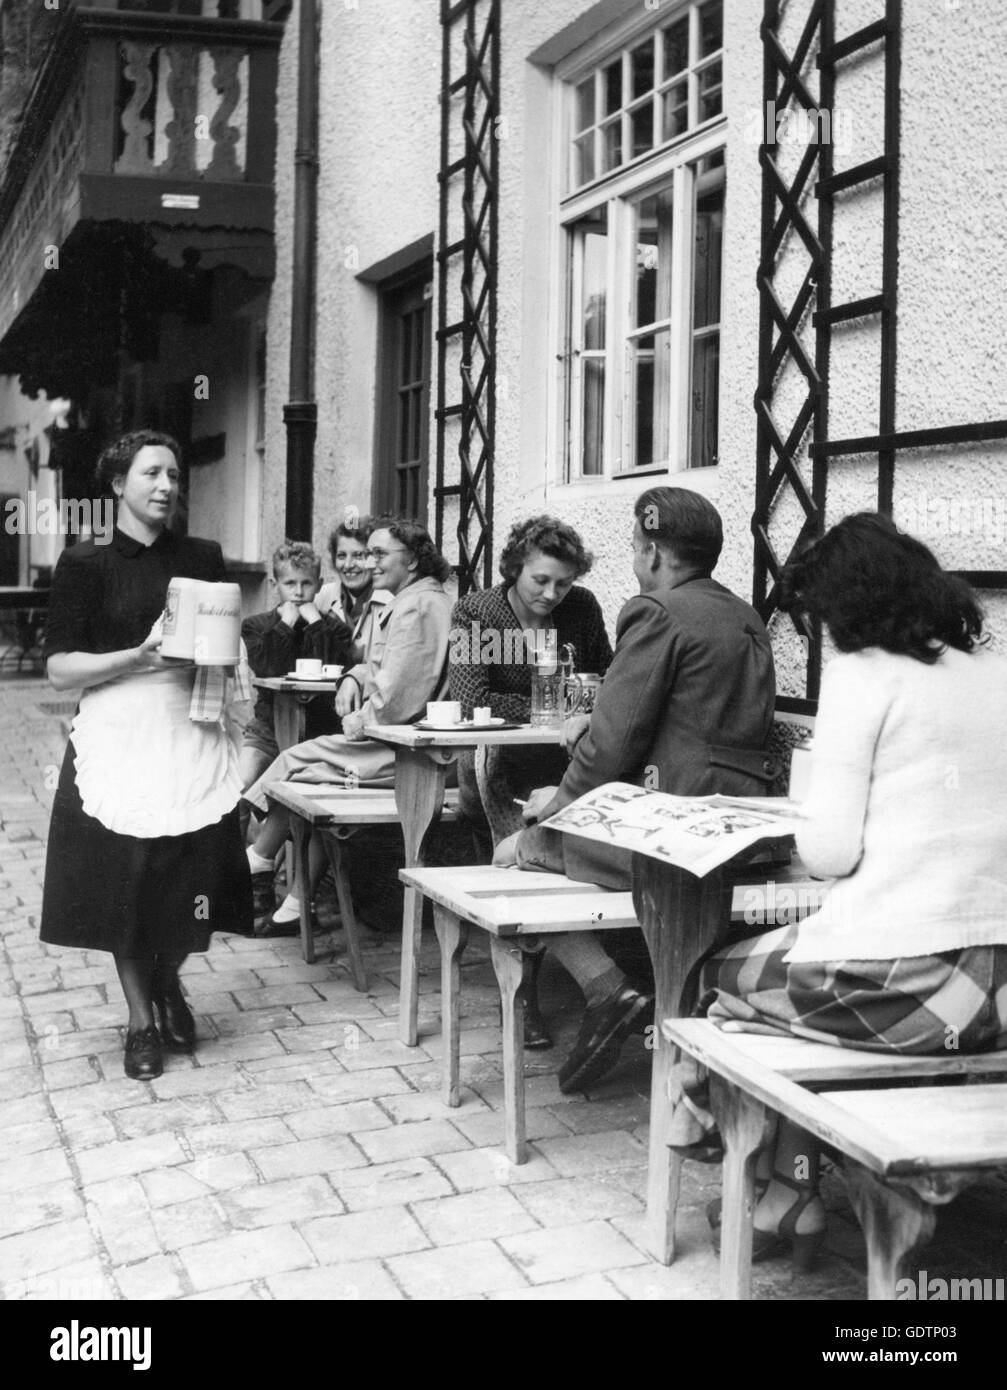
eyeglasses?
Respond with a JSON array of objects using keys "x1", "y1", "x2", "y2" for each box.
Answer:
[{"x1": 366, "y1": 547, "x2": 408, "y2": 561}]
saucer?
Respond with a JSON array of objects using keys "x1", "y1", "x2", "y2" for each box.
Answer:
[
  {"x1": 284, "y1": 672, "x2": 335, "y2": 681},
  {"x1": 415, "y1": 717, "x2": 510, "y2": 731}
]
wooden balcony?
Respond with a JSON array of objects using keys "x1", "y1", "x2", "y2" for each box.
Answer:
[{"x1": 0, "y1": 2, "x2": 283, "y2": 345}]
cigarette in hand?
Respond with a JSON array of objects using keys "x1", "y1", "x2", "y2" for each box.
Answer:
[{"x1": 513, "y1": 798, "x2": 528, "y2": 808}]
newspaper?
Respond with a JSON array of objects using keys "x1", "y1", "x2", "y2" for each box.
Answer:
[{"x1": 540, "y1": 781, "x2": 804, "y2": 877}]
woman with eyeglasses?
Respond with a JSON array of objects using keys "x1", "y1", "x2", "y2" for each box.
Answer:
[{"x1": 243, "y1": 518, "x2": 453, "y2": 931}]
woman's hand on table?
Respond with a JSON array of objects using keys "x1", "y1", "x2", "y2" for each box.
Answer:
[
  {"x1": 522, "y1": 786, "x2": 558, "y2": 824},
  {"x1": 335, "y1": 678, "x2": 362, "y2": 718},
  {"x1": 561, "y1": 713, "x2": 591, "y2": 755}
]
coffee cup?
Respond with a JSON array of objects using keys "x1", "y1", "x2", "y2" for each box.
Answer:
[
  {"x1": 321, "y1": 664, "x2": 344, "y2": 679},
  {"x1": 295, "y1": 659, "x2": 323, "y2": 678},
  {"x1": 427, "y1": 700, "x2": 462, "y2": 724},
  {"x1": 473, "y1": 706, "x2": 492, "y2": 723}
]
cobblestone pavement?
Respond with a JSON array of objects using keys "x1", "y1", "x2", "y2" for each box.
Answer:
[{"x1": 1, "y1": 673, "x2": 1004, "y2": 1302}]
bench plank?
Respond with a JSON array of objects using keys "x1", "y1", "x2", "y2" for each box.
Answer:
[
  {"x1": 662, "y1": 1019, "x2": 1007, "y2": 1081},
  {"x1": 828, "y1": 1084, "x2": 1007, "y2": 1171},
  {"x1": 400, "y1": 865, "x2": 637, "y2": 936}
]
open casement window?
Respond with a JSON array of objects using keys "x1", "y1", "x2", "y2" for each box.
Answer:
[{"x1": 560, "y1": 0, "x2": 724, "y2": 480}]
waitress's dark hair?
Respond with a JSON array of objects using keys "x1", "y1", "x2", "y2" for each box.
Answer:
[
  {"x1": 372, "y1": 516, "x2": 452, "y2": 582},
  {"x1": 95, "y1": 430, "x2": 182, "y2": 496},
  {"x1": 498, "y1": 515, "x2": 593, "y2": 584},
  {"x1": 779, "y1": 512, "x2": 985, "y2": 664}
]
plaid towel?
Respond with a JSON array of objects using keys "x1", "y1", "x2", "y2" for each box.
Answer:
[{"x1": 189, "y1": 641, "x2": 253, "y2": 723}]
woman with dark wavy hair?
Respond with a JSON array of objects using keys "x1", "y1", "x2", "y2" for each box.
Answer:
[
  {"x1": 448, "y1": 515, "x2": 613, "y2": 1046},
  {"x1": 40, "y1": 430, "x2": 253, "y2": 1081},
  {"x1": 675, "y1": 512, "x2": 1007, "y2": 1269}
]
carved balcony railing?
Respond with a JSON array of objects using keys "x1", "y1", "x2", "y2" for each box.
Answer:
[{"x1": 0, "y1": 3, "x2": 282, "y2": 345}]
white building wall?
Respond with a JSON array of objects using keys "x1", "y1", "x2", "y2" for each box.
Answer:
[{"x1": 267, "y1": 0, "x2": 1007, "y2": 667}]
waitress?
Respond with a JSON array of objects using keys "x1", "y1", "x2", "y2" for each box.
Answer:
[{"x1": 41, "y1": 430, "x2": 253, "y2": 1081}]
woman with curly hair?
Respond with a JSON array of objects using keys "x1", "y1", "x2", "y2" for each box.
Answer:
[
  {"x1": 448, "y1": 515, "x2": 614, "y2": 1045},
  {"x1": 41, "y1": 431, "x2": 253, "y2": 1080},
  {"x1": 676, "y1": 512, "x2": 1007, "y2": 1268}
]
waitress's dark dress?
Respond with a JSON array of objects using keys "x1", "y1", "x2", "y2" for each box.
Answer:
[{"x1": 40, "y1": 527, "x2": 253, "y2": 955}]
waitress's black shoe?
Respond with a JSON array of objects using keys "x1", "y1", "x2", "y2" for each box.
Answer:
[
  {"x1": 123, "y1": 1025, "x2": 163, "y2": 1081},
  {"x1": 152, "y1": 985, "x2": 197, "y2": 1053}
]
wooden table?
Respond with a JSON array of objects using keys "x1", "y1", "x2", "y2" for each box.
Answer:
[
  {"x1": 361, "y1": 722, "x2": 565, "y2": 1044},
  {"x1": 251, "y1": 676, "x2": 340, "y2": 750}
]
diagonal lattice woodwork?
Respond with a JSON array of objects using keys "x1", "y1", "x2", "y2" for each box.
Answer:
[
  {"x1": 752, "y1": 0, "x2": 829, "y2": 704},
  {"x1": 435, "y1": 0, "x2": 499, "y2": 593}
]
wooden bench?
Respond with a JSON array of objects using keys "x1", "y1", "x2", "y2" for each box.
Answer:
[
  {"x1": 399, "y1": 865, "x2": 639, "y2": 1162},
  {"x1": 664, "y1": 1018, "x2": 1007, "y2": 1299},
  {"x1": 265, "y1": 781, "x2": 460, "y2": 983}
]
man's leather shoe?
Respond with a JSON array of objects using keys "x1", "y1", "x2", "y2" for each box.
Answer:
[
  {"x1": 152, "y1": 986, "x2": 196, "y2": 1053},
  {"x1": 123, "y1": 1025, "x2": 163, "y2": 1081},
  {"x1": 558, "y1": 985, "x2": 654, "y2": 1094}
]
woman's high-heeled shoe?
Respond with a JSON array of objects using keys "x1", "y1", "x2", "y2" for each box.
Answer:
[{"x1": 711, "y1": 1170, "x2": 825, "y2": 1271}]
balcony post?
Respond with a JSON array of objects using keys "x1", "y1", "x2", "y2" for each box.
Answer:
[{"x1": 284, "y1": 0, "x2": 319, "y2": 542}]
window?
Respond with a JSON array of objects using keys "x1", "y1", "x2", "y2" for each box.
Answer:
[
  {"x1": 374, "y1": 270, "x2": 433, "y2": 521},
  {"x1": 560, "y1": 0, "x2": 724, "y2": 479}
]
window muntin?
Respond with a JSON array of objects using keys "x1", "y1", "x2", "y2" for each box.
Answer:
[{"x1": 569, "y1": 0, "x2": 722, "y2": 194}]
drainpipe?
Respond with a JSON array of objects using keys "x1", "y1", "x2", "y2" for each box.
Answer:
[{"x1": 284, "y1": 0, "x2": 319, "y2": 541}]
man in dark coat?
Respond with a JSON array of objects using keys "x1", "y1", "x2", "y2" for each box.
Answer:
[{"x1": 496, "y1": 487, "x2": 776, "y2": 1092}]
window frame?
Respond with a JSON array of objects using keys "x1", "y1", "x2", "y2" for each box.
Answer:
[{"x1": 552, "y1": 0, "x2": 726, "y2": 486}]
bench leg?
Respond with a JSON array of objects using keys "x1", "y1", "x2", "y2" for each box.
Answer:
[
  {"x1": 845, "y1": 1161, "x2": 938, "y2": 1301},
  {"x1": 395, "y1": 749, "x2": 447, "y2": 1046},
  {"x1": 489, "y1": 936, "x2": 528, "y2": 1165},
  {"x1": 432, "y1": 906, "x2": 469, "y2": 1108},
  {"x1": 289, "y1": 814, "x2": 315, "y2": 966},
  {"x1": 322, "y1": 832, "x2": 368, "y2": 993},
  {"x1": 710, "y1": 1075, "x2": 774, "y2": 1300}
]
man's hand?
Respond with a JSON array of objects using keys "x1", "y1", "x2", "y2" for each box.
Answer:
[
  {"x1": 561, "y1": 713, "x2": 591, "y2": 755},
  {"x1": 277, "y1": 600, "x2": 301, "y2": 628},
  {"x1": 522, "y1": 785, "x2": 558, "y2": 824},
  {"x1": 335, "y1": 678, "x2": 362, "y2": 717}
]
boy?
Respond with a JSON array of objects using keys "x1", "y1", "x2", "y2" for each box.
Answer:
[{"x1": 240, "y1": 540, "x2": 354, "y2": 792}]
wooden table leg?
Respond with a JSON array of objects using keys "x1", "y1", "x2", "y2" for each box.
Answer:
[
  {"x1": 322, "y1": 831, "x2": 368, "y2": 992},
  {"x1": 273, "y1": 693, "x2": 307, "y2": 897},
  {"x1": 394, "y1": 747, "x2": 448, "y2": 1046},
  {"x1": 845, "y1": 1162, "x2": 942, "y2": 1301},
  {"x1": 433, "y1": 906, "x2": 469, "y2": 1107},
  {"x1": 289, "y1": 812, "x2": 315, "y2": 965},
  {"x1": 710, "y1": 1074, "x2": 774, "y2": 1300},
  {"x1": 489, "y1": 935, "x2": 529, "y2": 1165},
  {"x1": 632, "y1": 856, "x2": 729, "y2": 1264}
]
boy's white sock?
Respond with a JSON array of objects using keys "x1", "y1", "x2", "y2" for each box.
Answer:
[{"x1": 271, "y1": 894, "x2": 301, "y2": 924}]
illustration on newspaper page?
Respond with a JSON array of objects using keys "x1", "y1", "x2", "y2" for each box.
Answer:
[{"x1": 539, "y1": 782, "x2": 804, "y2": 877}]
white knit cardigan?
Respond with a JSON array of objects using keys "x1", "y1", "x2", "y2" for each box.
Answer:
[{"x1": 785, "y1": 644, "x2": 1007, "y2": 963}]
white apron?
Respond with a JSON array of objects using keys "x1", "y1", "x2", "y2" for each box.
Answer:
[{"x1": 71, "y1": 667, "x2": 244, "y2": 838}]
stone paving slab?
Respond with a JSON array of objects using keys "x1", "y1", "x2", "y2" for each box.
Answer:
[{"x1": 3, "y1": 674, "x2": 1005, "y2": 1302}]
